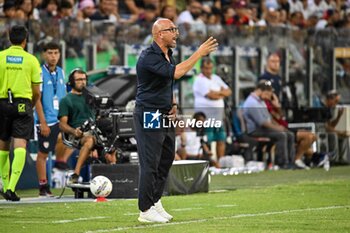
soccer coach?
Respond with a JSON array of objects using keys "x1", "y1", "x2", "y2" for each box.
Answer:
[{"x1": 134, "y1": 18, "x2": 218, "y2": 223}]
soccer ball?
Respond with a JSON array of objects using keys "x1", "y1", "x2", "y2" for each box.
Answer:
[{"x1": 90, "y1": 176, "x2": 113, "y2": 198}]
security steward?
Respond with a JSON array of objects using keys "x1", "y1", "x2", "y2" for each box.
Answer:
[{"x1": 0, "y1": 25, "x2": 42, "y2": 201}]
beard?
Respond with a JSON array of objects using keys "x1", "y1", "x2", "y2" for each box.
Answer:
[
  {"x1": 191, "y1": 12, "x2": 200, "y2": 20},
  {"x1": 73, "y1": 85, "x2": 85, "y2": 93}
]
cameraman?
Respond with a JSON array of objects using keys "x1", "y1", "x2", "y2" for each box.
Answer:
[{"x1": 58, "y1": 69, "x2": 115, "y2": 184}]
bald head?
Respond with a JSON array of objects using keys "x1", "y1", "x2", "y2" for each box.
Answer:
[
  {"x1": 151, "y1": 18, "x2": 179, "y2": 51},
  {"x1": 152, "y1": 18, "x2": 172, "y2": 37}
]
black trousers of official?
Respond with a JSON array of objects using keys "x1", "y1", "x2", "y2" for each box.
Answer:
[{"x1": 134, "y1": 108, "x2": 175, "y2": 211}]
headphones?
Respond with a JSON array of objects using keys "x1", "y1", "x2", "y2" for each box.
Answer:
[{"x1": 67, "y1": 68, "x2": 88, "y2": 88}]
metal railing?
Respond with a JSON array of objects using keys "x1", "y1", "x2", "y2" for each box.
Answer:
[{"x1": 1, "y1": 19, "x2": 350, "y2": 106}]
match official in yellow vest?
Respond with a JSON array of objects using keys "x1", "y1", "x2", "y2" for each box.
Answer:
[{"x1": 0, "y1": 25, "x2": 42, "y2": 201}]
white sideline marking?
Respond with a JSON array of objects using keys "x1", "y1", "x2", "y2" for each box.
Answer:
[
  {"x1": 171, "y1": 207, "x2": 203, "y2": 212},
  {"x1": 123, "y1": 207, "x2": 208, "y2": 216},
  {"x1": 124, "y1": 213, "x2": 139, "y2": 216},
  {"x1": 15, "y1": 220, "x2": 43, "y2": 224},
  {"x1": 53, "y1": 216, "x2": 108, "y2": 224},
  {"x1": 15, "y1": 217, "x2": 109, "y2": 224},
  {"x1": 85, "y1": 205, "x2": 350, "y2": 233},
  {"x1": 209, "y1": 190, "x2": 229, "y2": 193},
  {"x1": 123, "y1": 207, "x2": 205, "y2": 216},
  {"x1": 216, "y1": 204, "x2": 238, "y2": 208}
]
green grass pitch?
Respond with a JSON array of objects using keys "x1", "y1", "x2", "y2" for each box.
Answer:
[{"x1": 0, "y1": 166, "x2": 349, "y2": 233}]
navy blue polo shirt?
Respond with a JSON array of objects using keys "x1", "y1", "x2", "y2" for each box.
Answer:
[
  {"x1": 258, "y1": 71, "x2": 282, "y2": 98},
  {"x1": 136, "y1": 42, "x2": 176, "y2": 110}
]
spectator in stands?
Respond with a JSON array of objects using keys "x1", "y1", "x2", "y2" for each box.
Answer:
[
  {"x1": 322, "y1": 90, "x2": 350, "y2": 164},
  {"x1": 324, "y1": 0, "x2": 336, "y2": 10},
  {"x1": 316, "y1": 9, "x2": 341, "y2": 29},
  {"x1": 40, "y1": 0, "x2": 59, "y2": 19},
  {"x1": 206, "y1": 11, "x2": 224, "y2": 38},
  {"x1": 313, "y1": 0, "x2": 328, "y2": 19},
  {"x1": 32, "y1": 0, "x2": 42, "y2": 19},
  {"x1": 278, "y1": 0, "x2": 290, "y2": 17},
  {"x1": 278, "y1": 7, "x2": 288, "y2": 25},
  {"x1": 160, "y1": 4, "x2": 178, "y2": 22},
  {"x1": 63, "y1": 19, "x2": 84, "y2": 57},
  {"x1": 193, "y1": 57, "x2": 232, "y2": 162},
  {"x1": 259, "y1": 53, "x2": 283, "y2": 99},
  {"x1": 137, "y1": 3, "x2": 158, "y2": 40},
  {"x1": 2, "y1": 1, "x2": 16, "y2": 19},
  {"x1": 117, "y1": 0, "x2": 140, "y2": 24},
  {"x1": 288, "y1": 11, "x2": 305, "y2": 29},
  {"x1": 262, "y1": 0, "x2": 279, "y2": 12},
  {"x1": 177, "y1": 0, "x2": 206, "y2": 33},
  {"x1": 246, "y1": 3, "x2": 260, "y2": 25},
  {"x1": 242, "y1": 80, "x2": 295, "y2": 168},
  {"x1": 35, "y1": 42, "x2": 71, "y2": 197},
  {"x1": 118, "y1": 0, "x2": 140, "y2": 19},
  {"x1": 142, "y1": 0, "x2": 162, "y2": 16},
  {"x1": 300, "y1": 0, "x2": 315, "y2": 20},
  {"x1": 257, "y1": 7, "x2": 281, "y2": 26},
  {"x1": 199, "y1": 3, "x2": 212, "y2": 24},
  {"x1": 289, "y1": 0, "x2": 303, "y2": 15},
  {"x1": 14, "y1": 0, "x2": 33, "y2": 20},
  {"x1": 221, "y1": 5, "x2": 236, "y2": 25},
  {"x1": 89, "y1": 0, "x2": 119, "y2": 22},
  {"x1": 77, "y1": 0, "x2": 95, "y2": 20},
  {"x1": 57, "y1": 0, "x2": 74, "y2": 19},
  {"x1": 305, "y1": 13, "x2": 318, "y2": 29},
  {"x1": 230, "y1": 0, "x2": 251, "y2": 26}
]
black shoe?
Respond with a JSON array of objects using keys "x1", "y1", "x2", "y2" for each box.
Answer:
[
  {"x1": 0, "y1": 190, "x2": 6, "y2": 199},
  {"x1": 39, "y1": 184, "x2": 54, "y2": 197},
  {"x1": 4, "y1": 190, "x2": 20, "y2": 201},
  {"x1": 67, "y1": 173, "x2": 80, "y2": 184}
]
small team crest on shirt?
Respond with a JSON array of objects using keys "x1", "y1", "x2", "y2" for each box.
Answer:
[
  {"x1": 43, "y1": 142, "x2": 50, "y2": 149},
  {"x1": 143, "y1": 110, "x2": 161, "y2": 129}
]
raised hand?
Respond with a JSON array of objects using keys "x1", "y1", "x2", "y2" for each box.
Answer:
[{"x1": 198, "y1": 37, "x2": 218, "y2": 57}]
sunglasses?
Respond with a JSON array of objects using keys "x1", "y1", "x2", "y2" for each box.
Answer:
[{"x1": 160, "y1": 27, "x2": 179, "y2": 33}]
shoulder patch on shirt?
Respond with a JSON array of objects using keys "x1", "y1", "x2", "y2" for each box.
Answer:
[{"x1": 6, "y1": 56, "x2": 23, "y2": 64}]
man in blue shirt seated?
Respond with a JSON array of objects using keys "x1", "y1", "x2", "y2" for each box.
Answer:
[{"x1": 242, "y1": 80, "x2": 296, "y2": 168}]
